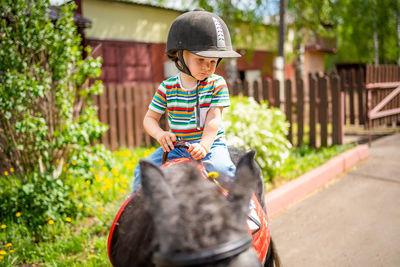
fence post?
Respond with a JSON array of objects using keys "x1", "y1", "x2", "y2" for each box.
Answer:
[
  {"x1": 339, "y1": 69, "x2": 347, "y2": 124},
  {"x1": 233, "y1": 79, "x2": 243, "y2": 96},
  {"x1": 348, "y1": 69, "x2": 355, "y2": 124},
  {"x1": 285, "y1": 79, "x2": 292, "y2": 144},
  {"x1": 99, "y1": 85, "x2": 110, "y2": 149},
  {"x1": 243, "y1": 79, "x2": 250, "y2": 97},
  {"x1": 262, "y1": 78, "x2": 272, "y2": 104},
  {"x1": 125, "y1": 85, "x2": 135, "y2": 148},
  {"x1": 309, "y1": 73, "x2": 317, "y2": 148},
  {"x1": 117, "y1": 85, "x2": 126, "y2": 148},
  {"x1": 253, "y1": 80, "x2": 260, "y2": 102},
  {"x1": 108, "y1": 84, "x2": 118, "y2": 150},
  {"x1": 319, "y1": 75, "x2": 328, "y2": 147},
  {"x1": 296, "y1": 77, "x2": 304, "y2": 147},
  {"x1": 331, "y1": 73, "x2": 343, "y2": 145},
  {"x1": 273, "y1": 79, "x2": 280, "y2": 108},
  {"x1": 356, "y1": 68, "x2": 365, "y2": 125}
]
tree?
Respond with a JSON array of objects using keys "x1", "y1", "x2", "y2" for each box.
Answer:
[
  {"x1": 335, "y1": 0, "x2": 400, "y2": 64},
  {"x1": 287, "y1": 0, "x2": 337, "y2": 71},
  {"x1": 191, "y1": 0, "x2": 271, "y2": 83},
  {"x1": 0, "y1": 0, "x2": 106, "y2": 179},
  {"x1": 0, "y1": 0, "x2": 107, "y2": 229}
]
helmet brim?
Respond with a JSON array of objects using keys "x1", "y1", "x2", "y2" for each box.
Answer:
[{"x1": 190, "y1": 50, "x2": 241, "y2": 58}]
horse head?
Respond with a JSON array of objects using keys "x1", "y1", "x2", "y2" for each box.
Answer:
[{"x1": 140, "y1": 150, "x2": 262, "y2": 267}]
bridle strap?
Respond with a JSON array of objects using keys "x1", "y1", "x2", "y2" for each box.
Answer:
[{"x1": 153, "y1": 236, "x2": 253, "y2": 266}]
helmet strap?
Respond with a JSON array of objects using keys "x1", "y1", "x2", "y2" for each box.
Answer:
[
  {"x1": 175, "y1": 49, "x2": 213, "y2": 131},
  {"x1": 175, "y1": 50, "x2": 193, "y2": 77}
]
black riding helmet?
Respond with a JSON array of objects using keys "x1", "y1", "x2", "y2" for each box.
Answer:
[{"x1": 166, "y1": 9, "x2": 241, "y2": 78}]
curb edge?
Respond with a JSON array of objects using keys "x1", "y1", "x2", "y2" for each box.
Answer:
[{"x1": 265, "y1": 144, "x2": 370, "y2": 217}]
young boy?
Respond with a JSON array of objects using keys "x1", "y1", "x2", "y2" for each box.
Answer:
[{"x1": 132, "y1": 9, "x2": 241, "y2": 193}]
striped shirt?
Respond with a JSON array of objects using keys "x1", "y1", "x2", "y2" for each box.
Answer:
[{"x1": 149, "y1": 73, "x2": 230, "y2": 141}]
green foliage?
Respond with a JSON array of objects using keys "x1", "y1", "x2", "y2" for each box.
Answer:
[
  {"x1": 223, "y1": 96, "x2": 292, "y2": 182},
  {"x1": 277, "y1": 144, "x2": 354, "y2": 184},
  {"x1": 0, "y1": 172, "x2": 76, "y2": 233},
  {"x1": 334, "y1": 0, "x2": 399, "y2": 64},
  {"x1": 0, "y1": 0, "x2": 106, "y2": 178},
  {"x1": 0, "y1": 146, "x2": 154, "y2": 266},
  {"x1": 0, "y1": 0, "x2": 106, "y2": 231}
]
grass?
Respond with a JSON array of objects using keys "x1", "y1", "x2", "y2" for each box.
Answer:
[
  {"x1": 0, "y1": 143, "x2": 355, "y2": 266},
  {"x1": 267, "y1": 143, "x2": 355, "y2": 191}
]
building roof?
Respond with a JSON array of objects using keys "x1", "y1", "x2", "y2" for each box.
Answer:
[
  {"x1": 102, "y1": 0, "x2": 188, "y2": 13},
  {"x1": 49, "y1": 5, "x2": 92, "y2": 28}
]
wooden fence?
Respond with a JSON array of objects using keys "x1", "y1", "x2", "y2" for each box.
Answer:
[
  {"x1": 229, "y1": 73, "x2": 344, "y2": 148},
  {"x1": 95, "y1": 65, "x2": 400, "y2": 150},
  {"x1": 94, "y1": 83, "x2": 158, "y2": 150}
]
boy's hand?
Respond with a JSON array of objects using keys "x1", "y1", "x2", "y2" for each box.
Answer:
[
  {"x1": 188, "y1": 143, "x2": 209, "y2": 160},
  {"x1": 156, "y1": 131, "x2": 176, "y2": 152}
]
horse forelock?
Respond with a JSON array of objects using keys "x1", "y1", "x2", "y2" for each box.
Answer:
[{"x1": 153, "y1": 162, "x2": 249, "y2": 253}]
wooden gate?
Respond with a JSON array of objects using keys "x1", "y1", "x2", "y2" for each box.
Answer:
[{"x1": 365, "y1": 65, "x2": 400, "y2": 128}]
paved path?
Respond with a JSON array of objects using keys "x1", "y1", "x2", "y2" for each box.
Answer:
[{"x1": 270, "y1": 133, "x2": 400, "y2": 267}]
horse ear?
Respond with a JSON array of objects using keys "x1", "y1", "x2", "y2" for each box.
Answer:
[
  {"x1": 229, "y1": 150, "x2": 258, "y2": 220},
  {"x1": 140, "y1": 160, "x2": 173, "y2": 207}
]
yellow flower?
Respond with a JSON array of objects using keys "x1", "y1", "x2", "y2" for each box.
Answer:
[
  {"x1": 89, "y1": 167, "x2": 95, "y2": 173},
  {"x1": 294, "y1": 164, "x2": 299, "y2": 170},
  {"x1": 111, "y1": 168, "x2": 119, "y2": 176},
  {"x1": 71, "y1": 160, "x2": 77, "y2": 165},
  {"x1": 3, "y1": 171, "x2": 8, "y2": 176},
  {"x1": 85, "y1": 180, "x2": 90, "y2": 185},
  {"x1": 45, "y1": 216, "x2": 50, "y2": 221},
  {"x1": 101, "y1": 185, "x2": 106, "y2": 191},
  {"x1": 66, "y1": 217, "x2": 72, "y2": 222},
  {"x1": 48, "y1": 220, "x2": 54, "y2": 225},
  {"x1": 5, "y1": 243, "x2": 12, "y2": 248},
  {"x1": 116, "y1": 163, "x2": 121, "y2": 169},
  {"x1": 56, "y1": 159, "x2": 60, "y2": 164},
  {"x1": 102, "y1": 166, "x2": 108, "y2": 172},
  {"x1": 0, "y1": 256, "x2": 3, "y2": 259},
  {"x1": 15, "y1": 212, "x2": 21, "y2": 217},
  {"x1": 78, "y1": 204, "x2": 83, "y2": 209},
  {"x1": 99, "y1": 159, "x2": 104, "y2": 165},
  {"x1": 9, "y1": 250, "x2": 14, "y2": 253},
  {"x1": 119, "y1": 189, "x2": 126, "y2": 194},
  {"x1": 0, "y1": 250, "x2": 6, "y2": 255},
  {"x1": 1, "y1": 225, "x2": 6, "y2": 229},
  {"x1": 10, "y1": 168, "x2": 14, "y2": 173},
  {"x1": 90, "y1": 254, "x2": 95, "y2": 258},
  {"x1": 99, "y1": 207, "x2": 104, "y2": 212},
  {"x1": 207, "y1": 171, "x2": 219, "y2": 179},
  {"x1": 94, "y1": 174, "x2": 100, "y2": 182},
  {"x1": 122, "y1": 183, "x2": 128, "y2": 188},
  {"x1": 86, "y1": 207, "x2": 91, "y2": 212}
]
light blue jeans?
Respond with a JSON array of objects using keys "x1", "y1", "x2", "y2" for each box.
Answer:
[{"x1": 131, "y1": 138, "x2": 236, "y2": 194}]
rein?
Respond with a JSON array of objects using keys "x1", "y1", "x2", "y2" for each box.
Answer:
[{"x1": 152, "y1": 236, "x2": 253, "y2": 267}]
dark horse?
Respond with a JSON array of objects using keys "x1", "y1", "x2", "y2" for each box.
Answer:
[{"x1": 108, "y1": 146, "x2": 280, "y2": 266}]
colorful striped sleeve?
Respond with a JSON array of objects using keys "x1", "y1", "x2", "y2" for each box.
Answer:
[
  {"x1": 149, "y1": 83, "x2": 167, "y2": 114},
  {"x1": 210, "y1": 76, "x2": 230, "y2": 108}
]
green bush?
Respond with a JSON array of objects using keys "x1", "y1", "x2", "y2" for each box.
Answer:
[
  {"x1": 0, "y1": 0, "x2": 106, "y2": 231},
  {"x1": 223, "y1": 96, "x2": 292, "y2": 182},
  {"x1": 0, "y1": 172, "x2": 76, "y2": 233}
]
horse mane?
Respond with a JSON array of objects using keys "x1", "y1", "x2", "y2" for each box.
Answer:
[{"x1": 150, "y1": 162, "x2": 249, "y2": 253}]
